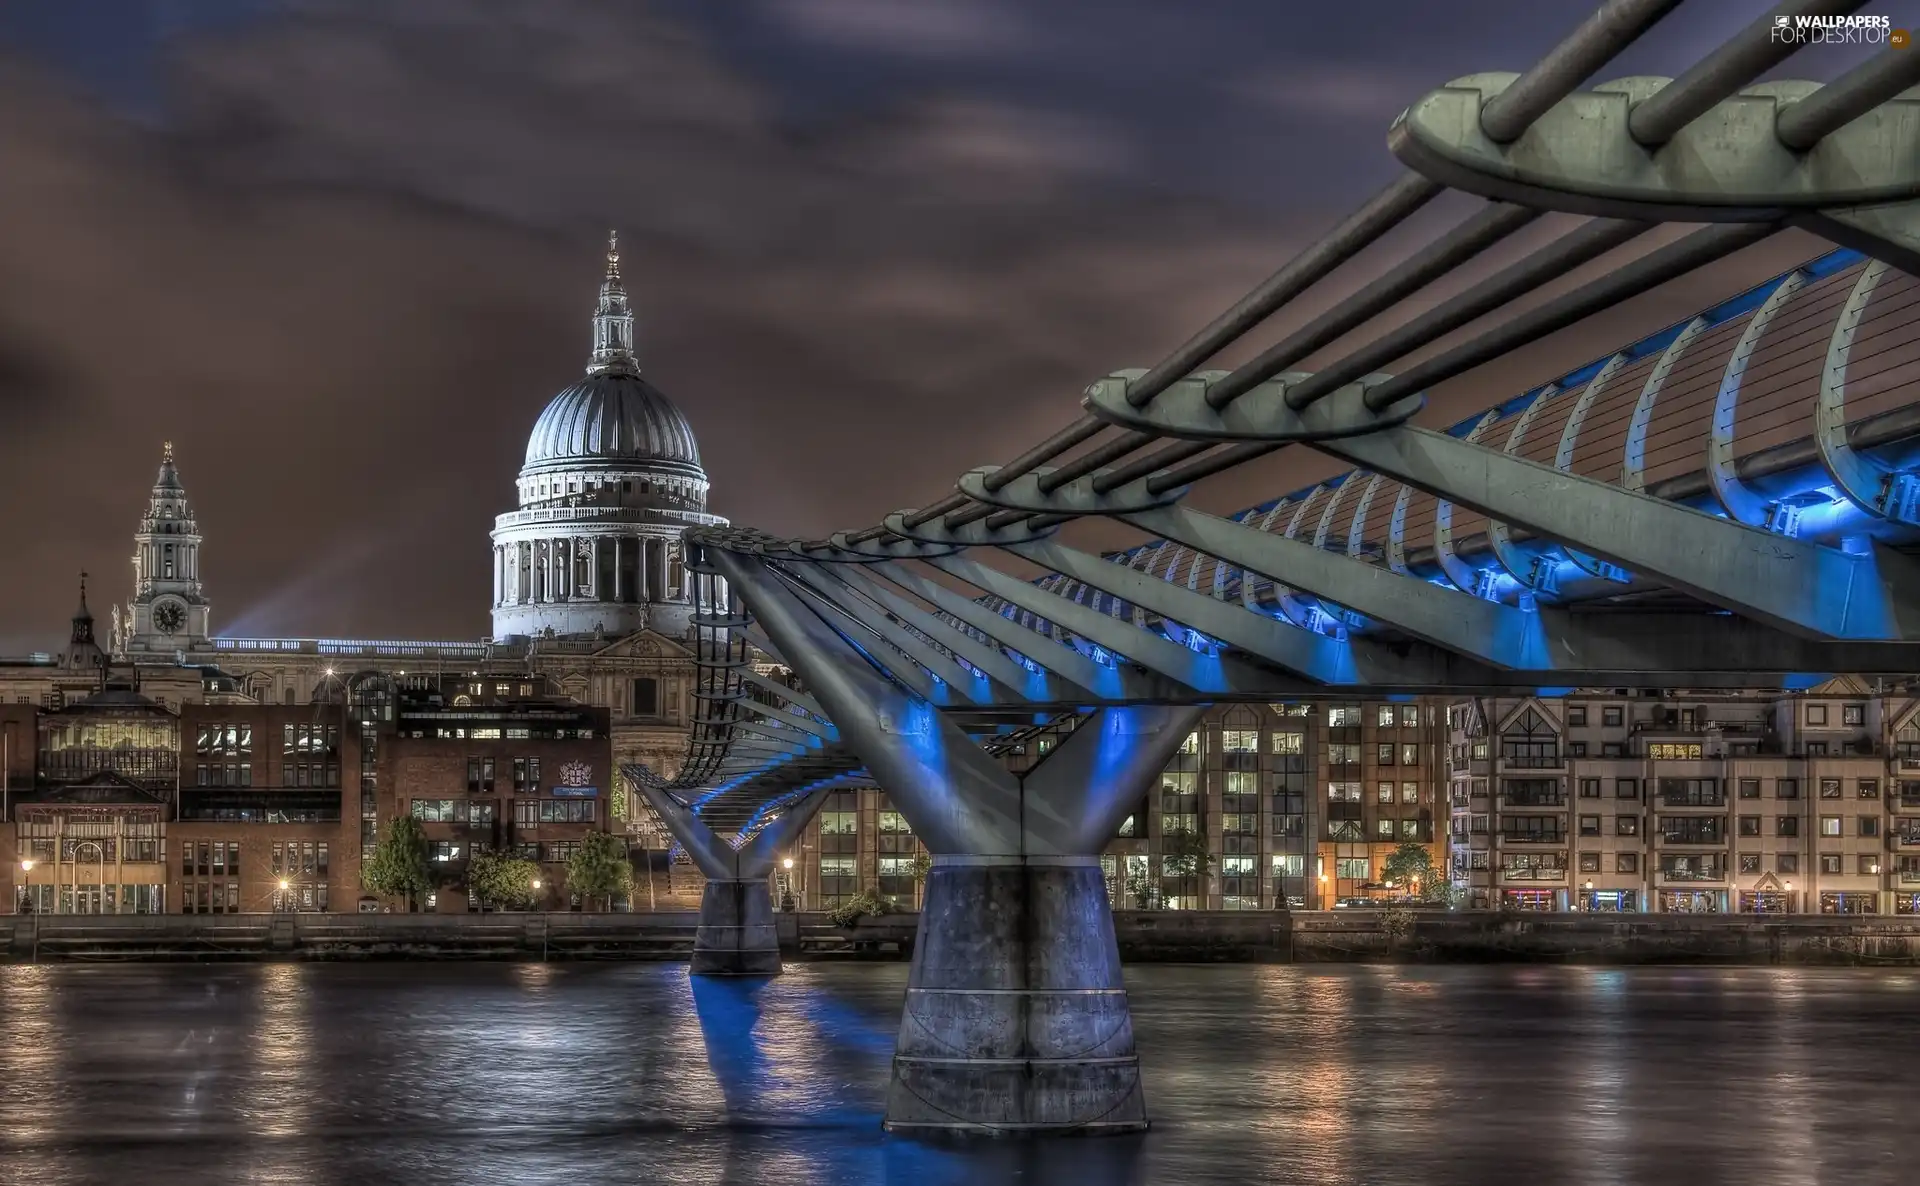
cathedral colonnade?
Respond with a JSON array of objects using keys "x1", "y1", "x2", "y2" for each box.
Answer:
[{"x1": 490, "y1": 535, "x2": 692, "y2": 608}]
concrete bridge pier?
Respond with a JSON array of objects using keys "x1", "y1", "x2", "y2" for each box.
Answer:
[
  {"x1": 633, "y1": 780, "x2": 831, "y2": 976},
  {"x1": 887, "y1": 852, "x2": 1147, "y2": 1135},
  {"x1": 878, "y1": 705, "x2": 1202, "y2": 1135},
  {"x1": 691, "y1": 877, "x2": 781, "y2": 976}
]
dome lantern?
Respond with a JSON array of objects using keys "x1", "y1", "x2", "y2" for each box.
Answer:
[{"x1": 587, "y1": 229, "x2": 638, "y2": 379}]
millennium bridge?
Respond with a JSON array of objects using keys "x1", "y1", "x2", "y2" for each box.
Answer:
[{"x1": 624, "y1": 0, "x2": 1920, "y2": 1136}]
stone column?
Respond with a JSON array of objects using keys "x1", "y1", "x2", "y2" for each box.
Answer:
[
  {"x1": 707, "y1": 546, "x2": 1203, "y2": 1135},
  {"x1": 612, "y1": 537, "x2": 625, "y2": 603}
]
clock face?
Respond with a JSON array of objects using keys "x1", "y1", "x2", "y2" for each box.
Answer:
[{"x1": 153, "y1": 601, "x2": 186, "y2": 635}]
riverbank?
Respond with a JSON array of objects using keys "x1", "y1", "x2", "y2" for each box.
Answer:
[{"x1": 10, "y1": 909, "x2": 1920, "y2": 964}]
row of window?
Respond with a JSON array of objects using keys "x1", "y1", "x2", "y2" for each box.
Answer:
[
  {"x1": 1325, "y1": 743, "x2": 1425, "y2": 765},
  {"x1": 464, "y1": 757, "x2": 549, "y2": 794},
  {"x1": 1466, "y1": 776, "x2": 1920, "y2": 803},
  {"x1": 18, "y1": 884, "x2": 166, "y2": 914},
  {"x1": 410, "y1": 798, "x2": 597, "y2": 825},
  {"x1": 190, "y1": 761, "x2": 342, "y2": 787},
  {"x1": 270, "y1": 842, "x2": 330, "y2": 878},
  {"x1": 1455, "y1": 811, "x2": 1892, "y2": 838},
  {"x1": 1561, "y1": 703, "x2": 1870, "y2": 729},
  {"x1": 1455, "y1": 737, "x2": 1888, "y2": 763},
  {"x1": 184, "y1": 841, "x2": 241, "y2": 877},
  {"x1": 22, "y1": 838, "x2": 163, "y2": 864},
  {"x1": 406, "y1": 727, "x2": 597, "y2": 740},
  {"x1": 183, "y1": 880, "x2": 241, "y2": 913},
  {"x1": 1462, "y1": 848, "x2": 1908, "y2": 878}
]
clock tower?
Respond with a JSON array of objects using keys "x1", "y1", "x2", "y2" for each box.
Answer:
[{"x1": 124, "y1": 442, "x2": 212, "y2": 655}]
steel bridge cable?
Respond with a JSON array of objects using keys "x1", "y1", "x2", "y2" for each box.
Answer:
[
  {"x1": 1134, "y1": 223, "x2": 1785, "y2": 498},
  {"x1": 1360, "y1": 222, "x2": 1782, "y2": 412},
  {"x1": 917, "y1": 177, "x2": 1445, "y2": 528},
  {"x1": 1203, "y1": 202, "x2": 1545, "y2": 410},
  {"x1": 978, "y1": 417, "x2": 1108, "y2": 493},
  {"x1": 963, "y1": 176, "x2": 1451, "y2": 518},
  {"x1": 1280, "y1": 217, "x2": 1655, "y2": 412},
  {"x1": 1120, "y1": 173, "x2": 1444, "y2": 409},
  {"x1": 1626, "y1": 0, "x2": 1869, "y2": 147},
  {"x1": 1775, "y1": 40, "x2": 1920, "y2": 150},
  {"x1": 1478, "y1": 0, "x2": 1688, "y2": 143},
  {"x1": 1007, "y1": 206, "x2": 1588, "y2": 516}
]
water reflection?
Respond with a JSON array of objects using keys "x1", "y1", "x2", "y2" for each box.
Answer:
[{"x1": 0, "y1": 963, "x2": 1913, "y2": 1185}]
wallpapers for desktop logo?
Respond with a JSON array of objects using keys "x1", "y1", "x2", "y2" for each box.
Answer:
[{"x1": 1770, "y1": 13, "x2": 1908, "y2": 46}]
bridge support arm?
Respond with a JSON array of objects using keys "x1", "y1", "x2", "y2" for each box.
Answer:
[{"x1": 1322, "y1": 425, "x2": 1920, "y2": 640}]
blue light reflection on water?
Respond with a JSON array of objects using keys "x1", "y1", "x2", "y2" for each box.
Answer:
[{"x1": 0, "y1": 963, "x2": 1916, "y2": 1185}]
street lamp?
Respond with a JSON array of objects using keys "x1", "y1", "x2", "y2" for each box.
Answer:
[
  {"x1": 19, "y1": 859, "x2": 34, "y2": 873},
  {"x1": 782, "y1": 858, "x2": 793, "y2": 870}
]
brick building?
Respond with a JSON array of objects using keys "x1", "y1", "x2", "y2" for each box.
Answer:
[{"x1": 381, "y1": 679, "x2": 613, "y2": 912}]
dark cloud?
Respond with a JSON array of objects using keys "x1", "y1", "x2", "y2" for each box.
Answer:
[
  {"x1": 0, "y1": 0, "x2": 1856, "y2": 652},
  {"x1": 755, "y1": 0, "x2": 1035, "y2": 58}
]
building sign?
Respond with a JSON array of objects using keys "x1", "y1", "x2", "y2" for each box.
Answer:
[{"x1": 552, "y1": 785, "x2": 597, "y2": 798}]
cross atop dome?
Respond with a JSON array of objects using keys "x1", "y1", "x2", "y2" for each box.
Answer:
[{"x1": 605, "y1": 229, "x2": 620, "y2": 282}]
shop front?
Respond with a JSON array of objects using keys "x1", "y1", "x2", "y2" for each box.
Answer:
[
  {"x1": 1820, "y1": 891, "x2": 1879, "y2": 914},
  {"x1": 1657, "y1": 889, "x2": 1728, "y2": 913},
  {"x1": 1501, "y1": 888, "x2": 1561, "y2": 911},
  {"x1": 1581, "y1": 888, "x2": 1637, "y2": 912}
]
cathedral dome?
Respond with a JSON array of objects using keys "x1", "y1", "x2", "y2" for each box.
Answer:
[{"x1": 523, "y1": 373, "x2": 702, "y2": 473}]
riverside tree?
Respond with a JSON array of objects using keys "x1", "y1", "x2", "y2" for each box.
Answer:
[
  {"x1": 1382, "y1": 841, "x2": 1448, "y2": 904},
  {"x1": 565, "y1": 830, "x2": 634, "y2": 911},
  {"x1": 362, "y1": 815, "x2": 432, "y2": 912},
  {"x1": 467, "y1": 851, "x2": 540, "y2": 911}
]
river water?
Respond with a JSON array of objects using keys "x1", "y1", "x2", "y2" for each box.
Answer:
[{"x1": 0, "y1": 960, "x2": 1912, "y2": 1185}]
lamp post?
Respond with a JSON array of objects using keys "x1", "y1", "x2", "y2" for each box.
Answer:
[{"x1": 18, "y1": 858, "x2": 33, "y2": 915}]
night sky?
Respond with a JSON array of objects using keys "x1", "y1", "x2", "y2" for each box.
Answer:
[{"x1": 0, "y1": 0, "x2": 1866, "y2": 649}]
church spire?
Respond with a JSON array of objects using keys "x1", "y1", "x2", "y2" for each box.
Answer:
[
  {"x1": 587, "y1": 229, "x2": 638, "y2": 377},
  {"x1": 155, "y1": 440, "x2": 183, "y2": 493},
  {"x1": 61, "y1": 570, "x2": 105, "y2": 675},
  {"x1": 126, "y1": 441, "x2": 210, "y2": 653}
]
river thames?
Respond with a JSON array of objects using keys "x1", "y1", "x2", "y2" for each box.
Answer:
[{"x1": 0, "y1": 961, "x2": 1912, "y2": 1185}]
